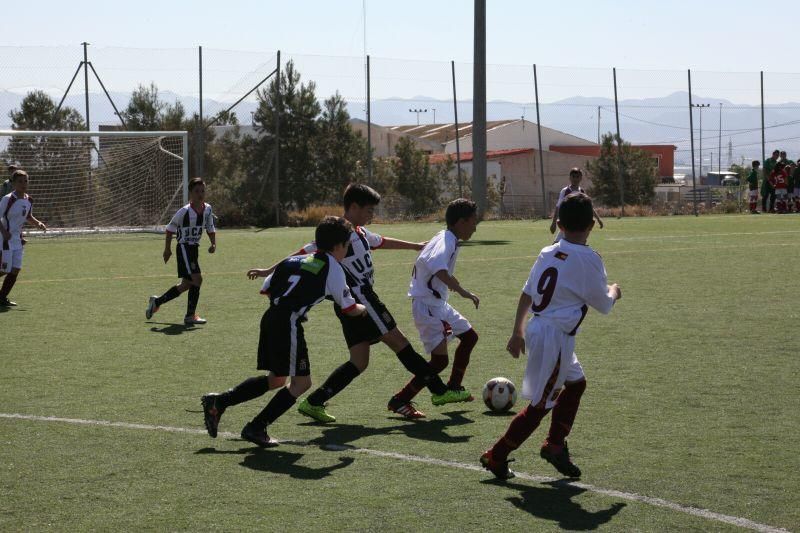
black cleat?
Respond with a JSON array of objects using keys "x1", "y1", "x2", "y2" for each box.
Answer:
[
  {"x1": 0, "y1": 297, "x2": 18, "y2": 307},
  {"x1": 201, "y1": 393, "x2": 226, "y2": 438},
  {"x1": 241, "y1": 422, "x2": 279, "y2": 448},
  {"x1": 540, "y1": 440, "x2": 581, "y2": 478},
  {"x1": 480, "y1": 449, "x2": 516, "y2": 480}
]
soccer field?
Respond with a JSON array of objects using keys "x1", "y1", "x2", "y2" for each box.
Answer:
[{"x1": 1, "y1": 215, "x2": 798, "y2": 532}]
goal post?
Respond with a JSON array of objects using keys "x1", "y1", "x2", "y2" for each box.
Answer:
[{"x1": 0, "y1": 130, "x2": 189, "y2": 236}]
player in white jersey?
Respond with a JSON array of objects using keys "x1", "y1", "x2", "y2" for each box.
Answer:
[
  {"x1": 145, "y1": 177, "x2": 217, "y2": 325},
  {"x1": 0, "y1": 170, "x2": 47, "y2": 307},
  {"x1": 549, "y1": 168, "x2": 604, "y2": 242},
  {"x1": 481, "y1": 192, "x2": 621, "y2": 481},
  {"x1": 390, "y1": 198, "x2": 482, "y2": 409}
]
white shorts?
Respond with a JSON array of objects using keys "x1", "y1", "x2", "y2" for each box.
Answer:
[
  {"x1": 522, "y1": 318, "x2": 585, "y2": 409},
  {"x1": 748, "y1": 190, "x2": 758, "y2": 201},
  {"x1": 411, "y1": 299, "x2": 473, "y2": 353},
  {"x1": 0, "y1": 247, "x2": 23, "y2": 273}
]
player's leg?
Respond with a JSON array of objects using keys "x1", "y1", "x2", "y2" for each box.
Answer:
[
  {"x1": 299, "y1": 341, "x2": 369, "y2": 423},
  {"x1": 0, "y1": 246, "x2": 23, "y2": 306},
  {"x1": 202, "y1": 374, "x2": 285, "y2": 438},
  {"x1": 539, "y1": 351, "x2": 586, "y2": 478},
  {"x1": 184, "y1": 272, "x2": 205, "y2": 325},
  {"x1": 441, "y1": 306, "x2": 478, "y2": 394},
  {"x1": 147, "y1": 244, "x2": 194, "y2": 319}
]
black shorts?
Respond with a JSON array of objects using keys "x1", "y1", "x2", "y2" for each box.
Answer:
[
  {"x1": 335, "y1": 286, "x2": 397, "y2": 348},
  {"x1": 176, "y1": 243, "x2": 201, "y2": 279},
  {"x1": 257, "y1": 307, "x2": 310, "y2": 377}
]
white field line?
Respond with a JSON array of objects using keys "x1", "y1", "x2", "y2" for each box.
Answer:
[
  {"x1": 17, "y1": 242, "x2": 795, "y2": 286},
  {"x1": 605, "y1": 229, "x2": 800, "y2": 241},
  {"x1": 0, "y1": 412, "x2": 790, "y2": 533}
]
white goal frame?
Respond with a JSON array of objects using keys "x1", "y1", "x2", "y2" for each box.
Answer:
[{"x1": 0, "y1": 130, "x2": 188, "y2": 236}]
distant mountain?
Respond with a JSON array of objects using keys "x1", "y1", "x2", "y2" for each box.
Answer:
[{"x1": 3, "y1": 89, "x2": 797, "y2": 166}]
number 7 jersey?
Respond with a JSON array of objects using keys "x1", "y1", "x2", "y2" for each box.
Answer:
[{"x1": 523, "y1": 240, "x2": 616, "y2": 335}]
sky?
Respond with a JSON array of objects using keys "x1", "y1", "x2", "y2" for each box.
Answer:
[{"x1": 3, "y1": 0, "x2": 796, "y2": 71}]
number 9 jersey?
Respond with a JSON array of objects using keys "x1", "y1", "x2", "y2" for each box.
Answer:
[{"x1": 523, "y1": 239, "x2": 616, "y2": 336}]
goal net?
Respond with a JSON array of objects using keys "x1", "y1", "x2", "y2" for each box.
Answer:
[{"x1": 0, "y1": 130, "x2": 188, "y2": 236}]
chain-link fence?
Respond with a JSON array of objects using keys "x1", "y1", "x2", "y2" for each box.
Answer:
[{"x1": 3, "y1": 44, "x2": 799, "y2": 223}]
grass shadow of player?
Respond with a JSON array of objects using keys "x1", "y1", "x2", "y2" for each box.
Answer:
[
  {"x1": 304, "y1": 410, "x2": 475, "y2": 448},
  {"x1": 195, "y1": 446, "x2": 354, "y2": 480},
  {"x1": 459, "y1": 240, "x2": 511, "y2": 247},
  {"x1": 482, "y1": 478, "x2": 626, "y2": 530},
  {"x1": 149, "y1": 322, "x2": 199, "y2": 335},
  {"x1": 481, "y1": 409, "x2": 517, "y2": 418}
]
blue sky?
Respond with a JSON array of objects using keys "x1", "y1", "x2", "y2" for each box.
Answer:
[{"x1": 4, "y1": 0, "x2": 793, "y2": 71}]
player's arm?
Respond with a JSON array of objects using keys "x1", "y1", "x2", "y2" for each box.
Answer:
[
  {"x1": 327, "y1": 262, "x2": 366, "y2": 317},
  {"x1": 163, "y1": 231, "x2": 174, "y2": 263},
  {"x1": 434, "y1": 269, "x2": 479, "y2": 308},
  {"x1": 205, "y1": 207, "x2": 217, "y2": 253},
  {"x1": 247, "y1": 242, "x2": 316, "y2": 280},
  {"x1": 378, "y1": 237, "x2": 426, "y2": 251},
  {"x1": 584, "y1": 257, "x2": 621, "y2": 314},
  {"x1": 26, "y1": 212, "x2": 47, "y2": 231},
  {"x1": 0, "y1": 197, "x2": 10, "y2": 241},
  {"x1": 207, "y1": 232, "x2": 216, "y2": 253},
  {"x1": 592, "y1": 208, "x2": 604, "y2": 229},
  {"x1": 506, "y1": 292, "x2": 533, "y2": 358},
  {"x1": 549, "y1": 204, "x2": 560, "y2": 234}
]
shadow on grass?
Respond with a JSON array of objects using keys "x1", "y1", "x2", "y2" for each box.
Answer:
[
  {"x1": 148, "y1": 322, "x2": 199, "y2": 335},
  {"x1": 482, "y1": 478, "x2": 626, "y2": 530},
  {"x1": 481, "y1": 409, "x2": 517, "y2": 417},
  {"x1": 459, "y1": 240, "x2": 511, "y2": 247},
  {"x1": 303, "y1": 410, "x2": 475, "y2": 448},
  {"x1": 196, "y1": 446, "x2": 354, "y2": 479}
]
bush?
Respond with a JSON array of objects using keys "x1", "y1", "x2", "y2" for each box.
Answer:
[{"x1": 284, "y1": 204, "x2": 341, "y2": 227}]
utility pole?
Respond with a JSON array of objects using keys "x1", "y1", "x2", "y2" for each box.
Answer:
[
  {"x1": 691, "y1": 103, "x2": 710, "y2": 176},
  {"x1": 597, "y1": 105, "x2": 601, "y2": 145},
  {"x1": 82, "y1": 42, "x2": 90, "y2": 130},
  {"x1": 718, "y1": 103, "x2": 722, "y2": 173},
  {"x1": 409, "y1": 108, "x2": 427, "y2": 126},
  {"x1": 472, "y1": 0, "x2": 487, "y2": 216}
]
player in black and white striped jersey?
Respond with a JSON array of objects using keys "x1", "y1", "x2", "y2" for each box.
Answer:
[
  {"x1": 145, "y1": 177, "x2": 217, "y2": 325},
  {"x1": 549, "y1": 168, "x2": 604, "y2": 242}
]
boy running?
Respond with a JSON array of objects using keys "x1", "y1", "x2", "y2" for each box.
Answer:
[
  {"x1": 145, "y1": 177, "x2": 216, "y2": 325},
  {"x1": 746, "y1": 160, "x2": 760, "y2": 214},
  {"x1": 388, "y1": 199, "x2": 482, "y2": 417},
  {"x1": 549, "y1": 168, "x2": 603, "y2": 241},
  {"x1": 0, "y1": 170, "x2": 47, "y2": 307},
  {"x1": 769, "y1": 162, "x2": 789, "y2": 213},
  {"x1": 480, "y1": 192, "x2": 621, "y2": 480},
  {"x1": 201, "y1": 217, "x2": 366, "y2": 446}
]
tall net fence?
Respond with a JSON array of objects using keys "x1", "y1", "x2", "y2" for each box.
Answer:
[
  {"x1": 3, "y1": 45, "x2": 800, "y2": 222},
  {"x1": 1, "y1": 131, "x2": 186, "y2": 234}
]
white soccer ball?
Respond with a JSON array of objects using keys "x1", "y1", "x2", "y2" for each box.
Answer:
[{"x1": 482, "y1": 377, "x2": 518, "y2": 412}]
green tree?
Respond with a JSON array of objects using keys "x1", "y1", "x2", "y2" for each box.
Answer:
[
  {"x1": 316, "y1": 92, "x2": 367, "y2": 202},
  {"x1": 393, "y1": 136, "x2": 441, "y2": 214},
  {"x1": 2, "y1": 90, "x2": 90, "y2": 227},
  {"x1": 251, "y1": 61, "x2": 322, "y2": 216},
  {"x1": 586, "y1": 133, "x2": 657, "y2": 207},
  {"x1": 120, "y1": 83, "x2": 186, "y2": 132}
]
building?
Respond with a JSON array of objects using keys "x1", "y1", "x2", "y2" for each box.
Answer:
[{"x1": 549, "y1": 144, "x2": 677, "y2": 179}]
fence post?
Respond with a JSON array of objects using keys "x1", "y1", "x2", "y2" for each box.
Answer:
[
  {"x1": 472, "y1": 0, "x2": 487, "y2": 216},
  {"x1": 197, "y1": 45, "x2": 204, "y2": 177},
  {"x1": 688, "y1": 69, "x2": 698, "y2": 216},
  {"x1": 82, "y1": 42, "x2": 90, "y2": 130},
  {"x1": 613, "y1": 67, "x2": 624, "y2": 216},
  {"x1": 760, "y1": 71, "x2": 765, "y2": 169},
  {"x1": 451, "y1": 60, "x2": 463, "y2": 198},
  {"x1": 533, "y1": 64, "x2": 547, "y2": 219},
  {"x1": 366, "y1": 55, "x2": 372, "y2": 181},
  {"x1": 274, "y1": 50, "x2": 281, "y2": 226}
]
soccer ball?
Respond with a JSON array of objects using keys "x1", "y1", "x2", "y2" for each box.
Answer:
[{"x1": 482, "y1": 377, "x2": 517, "y2": 412}]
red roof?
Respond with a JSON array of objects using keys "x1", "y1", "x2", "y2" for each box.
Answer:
[{"x1": 429, "y1": 148, "x2": 534, "y2": 165}]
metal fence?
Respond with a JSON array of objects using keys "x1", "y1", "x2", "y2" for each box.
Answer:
[{"x1": 2, "y1": 44, "x2": 799, "y2": 219}]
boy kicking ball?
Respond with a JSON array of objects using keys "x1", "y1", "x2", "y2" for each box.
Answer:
[
  {"x1": 481, "y1": 193, "x2": 621, "y2": 480},
  {"x1": 145, "y1": 177, "x2": 216, "y2": 325}
]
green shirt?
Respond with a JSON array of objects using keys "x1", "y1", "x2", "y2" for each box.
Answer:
[
  {"x1": 0, "y1": 179, "x2": 11, "y2": 197},
  {"x1": 747, "y1": 169, "x2": 759, "y2": 190}
]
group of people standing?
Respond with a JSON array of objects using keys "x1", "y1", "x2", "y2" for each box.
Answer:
[{"x1": 747, "y1": 150, "x2": 800, "y2": 214}]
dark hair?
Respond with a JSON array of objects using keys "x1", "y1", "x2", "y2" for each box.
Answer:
[
  {"x1": 775, "y1": 161, "x2": 786, "y2": 171},
  {"x1": 11, "y1": 169, "x2": 28, "y2": 182},
  {"x1": 8, "y1": 165, "x2": 19, "y2": 173},
  {"x1": 569, "y1": 167, "x2": 583, "y2": 177},
  {"x1": 188, "y1": 177, "x2": 205, "y2": 192},
  {"x1": 343, "y1": 183, "x2": 381, "y2": 209},
  {"x1": 445, "y1": 198, "x2": 478, "y2": 227},
  {"x1": 773, "y1": 150, "x2": 780, "y2": 155},
  {"x1": 780, "y1": 151, "x2": 787, "y2": 156},
  {"x1": 559, "y1": 193, "x2": 594, "y2": 232},
  {"x1": 752, "y1": 160, "x2": 760, "y2": 167},
  {"x1": 315, "y1": 215, "x2": 353, "y2": 252}
]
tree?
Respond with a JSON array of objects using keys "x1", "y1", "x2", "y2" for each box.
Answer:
[
  {"x1": 393, "y1": 136, "x2": 442, "y2": 214},
  {"x1": 251, "y1": 61, "x2": 321, "y2": 215},
  {"x1": 120, "y1": 83, "x2": 186, "y2": 132},
  {"x1": 586, "y1": 133, "x2": 657, "y2": 207},
  {"x1": 316, "y1": 92, "x2": 367, "y2": 202},
  {"x1": 2, "y1": 91, "x2": 90, "y2": 226}
]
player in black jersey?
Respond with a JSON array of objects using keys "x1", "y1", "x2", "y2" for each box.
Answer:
[
  {"x1": 200, "y1": 216, "x2": 366, "y2": 447},
  {"x1": 145, "y1": 177, "x2": 217, "y2": 325}
]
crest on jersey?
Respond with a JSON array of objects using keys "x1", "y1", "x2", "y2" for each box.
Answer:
[
  {"x1": 554, "y1": 251, "x2": 569, "y2": 261},
  {"x1": 300, "y1": 255, "x2": 325, "y2": 274}
]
